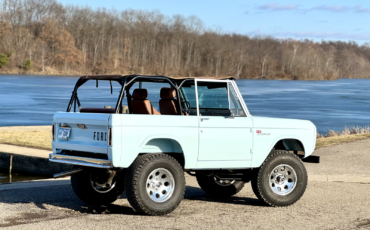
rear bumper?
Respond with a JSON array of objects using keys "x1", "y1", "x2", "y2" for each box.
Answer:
[{"x1": 49, "y1": 153, "x2": 112, "y2": 168}]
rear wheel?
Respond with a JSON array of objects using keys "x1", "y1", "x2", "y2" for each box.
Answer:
[
  {"x1": 251, "y1": 150, "x2": 307, "y2": 206},
  {"x1": 196, "y1": 173, "x2": 245, "y2": 198},
  {"x1": 71, "y1": 169, "x2": 125, "y2": 205},
  {"x1": 124, "y1": 153, "x2": 185, "y2": 216}
]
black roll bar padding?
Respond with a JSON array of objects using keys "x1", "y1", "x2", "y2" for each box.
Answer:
[
  {"x1": 76, "y1": 94, "x2": 81, "y2": 111},
  {"x1": 114, "y1": 77, "x2": 127, "y2": 114},
  {"x1": 67, "y1": 78, "x2": 87, "y2": 112},
  {"x1": 174, "y1": 87, "x2": 182, "y2": 115},
  {"x1": 67, "y1": 77, "x2": 125, "y2": 113},
  {"x1": 73, "y1": 95, "x2": 76, "y2": 112},
  {"x1": 125, "y1": 76, "x2": 177, "y2": 90},
  {"x1": 73, "y1": 94, "x2": 82, "y2": 112},
  {"x1": 120, "y1": 91, "x2": 123, "y2": 113},
  {"x1": 68, "y1": 75, "x2": 196, "y2": 114}
]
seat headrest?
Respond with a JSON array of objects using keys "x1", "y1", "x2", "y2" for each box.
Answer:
[
  {"x1": 160, "y1": 87, "x2": 176, "y2": 100},
  {"x1": 132, "y1": 89, "x2": 148, "y2": 100}
]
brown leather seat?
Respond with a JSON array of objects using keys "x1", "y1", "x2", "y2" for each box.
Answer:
[
  {"x1": 159, "y1": 87, "x2": 178, "y2": 115},
  {"x1": 131, "y1": 89, "x2": 160, "y2": 115}
]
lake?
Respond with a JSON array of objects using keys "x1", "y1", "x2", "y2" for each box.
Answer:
[
  {"x1": 0, "y1": 75, "x2": 369, "y2": 134},
  {"x1": 0, "y1": 171, "x2": 46, "y2": 183}
]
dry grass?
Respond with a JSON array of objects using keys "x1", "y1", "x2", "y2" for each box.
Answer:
[
  {"x1": 317, "y1": 126, "x2": 370, "y2": 138},
  {"x1": 1, "y1": 126, "x2": 370, "y2": 151},
  {"x1": 316, "y1": 133, "x2": 370, "y2": 149},
  {"x1": 0, "y1": 130, "x2": 52, "y2": 150},
  {"x1": 315, "y1": 126, "x2": 370, "y2": 149}
]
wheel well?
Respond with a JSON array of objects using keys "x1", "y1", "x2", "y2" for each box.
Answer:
[
  {"x1": 273, "y1": 139, "x2": 305, "y2": 154},
  {"x1": 139, "y1": 138, "x2": 185, "y2": 168}
]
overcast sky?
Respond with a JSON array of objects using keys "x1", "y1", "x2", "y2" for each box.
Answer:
[{"x1": 58, "y1": 0, "x2": 370, "y2": 43}]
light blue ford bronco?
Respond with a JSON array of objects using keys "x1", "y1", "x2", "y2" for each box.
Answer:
[{"x1": 50, "y1": 75, "x2": 319, "y2": 216}]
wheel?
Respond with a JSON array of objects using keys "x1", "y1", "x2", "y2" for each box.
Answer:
[
  {"x1": 196, "y1": 173, "x2": 245, "y2": 198},
  {"x1": 124, "y1": 153, "x2": 185, "y2": 216},
  {"x1": 251, "y1": 150, "x2": 307, "y2": 207},
  {"x1": 71, "y1": 169, "x2": 125, "y2": 205}
]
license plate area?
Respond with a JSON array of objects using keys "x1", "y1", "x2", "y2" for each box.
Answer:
[{"x1": 58, "y1": 128, "x2": 71, "y2": 140}]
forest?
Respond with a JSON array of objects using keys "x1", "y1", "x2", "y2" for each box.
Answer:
[{"x1": 0, "y1": 0, "x2": 370, "y2": 80}]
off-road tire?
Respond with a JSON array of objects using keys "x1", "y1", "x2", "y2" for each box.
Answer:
[
  {"x1": 196, "y1": 173, "x2": 245, "y2": 198},
  {"x1": 124, "y1": 153, "x2": 185, "y2": 216},
  {"x1": 251, "y1": 150, "x2": 307, "y2": 207},
  {"x1": 71, "y1": 170, "x2": 125, "y2": 205}
]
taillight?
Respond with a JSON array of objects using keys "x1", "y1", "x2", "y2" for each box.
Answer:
[
  {"x1": 52, "y1": 123, "x2": 55, "y2": 141},
  {"x1": 108, "y1": 127, "x2": 112, "y2": 146}
]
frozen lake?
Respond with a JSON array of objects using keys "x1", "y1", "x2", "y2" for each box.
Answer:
[{"x1": 0, "y1": 75, "x2": 369, "y2": 134}]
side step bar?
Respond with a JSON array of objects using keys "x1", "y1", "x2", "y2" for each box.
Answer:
[
  {"x1": 54, "y1": 168, "x2": 83, "y2": 178},
  {"x1": 49, "y1": 154, "x2": 112, "y2": 168}
]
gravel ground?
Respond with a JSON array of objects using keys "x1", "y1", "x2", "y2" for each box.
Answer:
[{"x1": 0, "y1": 139, "x2": 369, "y2": 230}]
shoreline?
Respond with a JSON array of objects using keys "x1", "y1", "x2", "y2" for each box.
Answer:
[
  {"x1": 0, "y1": 71, "x2": 357, "y2": 81},
  {"x1": 1, "y1": 125, "x2": 370, "y2": 151}
]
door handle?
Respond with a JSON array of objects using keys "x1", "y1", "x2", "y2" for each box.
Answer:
[{"x1": 201, "y1": 118, "x2": 210, "y2": 122}]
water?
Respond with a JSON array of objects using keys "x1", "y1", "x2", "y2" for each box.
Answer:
[
  {"x1": 0, "y1": 171, "x2": 46, "y2": 184},
  {"x1": 0, "y1": 75, "x2": 369, "y2": 134},
  {"x1": 237, "y1": 79, "x2": 370, "y2": 133}
]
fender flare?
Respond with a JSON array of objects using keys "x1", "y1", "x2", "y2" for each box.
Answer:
[
  {"x1": 252, "y1": 135, "x2": 309, "y2": 167},
  {"x1": 138, "y1": 135, "x2": 186, "y2": 167}
]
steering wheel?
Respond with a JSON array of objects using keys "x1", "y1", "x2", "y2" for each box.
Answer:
[{"x1": 182, "y1": 101, "x2": 191, "y2": 115}]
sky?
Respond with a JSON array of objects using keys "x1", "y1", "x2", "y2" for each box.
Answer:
[{"x1": 58, "y1": 0, "x2": 370, "y2": 44}]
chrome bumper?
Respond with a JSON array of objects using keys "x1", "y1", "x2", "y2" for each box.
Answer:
[{"x1": 49, "y1": 153, "x2": 112, "y2": 168}]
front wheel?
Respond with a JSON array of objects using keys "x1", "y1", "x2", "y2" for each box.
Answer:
[
  {"x1": 124, "y1": 153, "x2": 185, "y2": 216},
  {"x1": 251, "y1": 150, "x2": 308, "y2": 207},
  {"x1": 71, "y1": 169, "x2": 125, "y2": 205}
]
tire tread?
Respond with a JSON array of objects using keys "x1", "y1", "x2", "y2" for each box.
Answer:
[
  {"x1": 252, "y1": 150, "x2": 307, "y2": 207},
  {"x1": 125, "y1": 153, "x2": 185, "y2": 216}
]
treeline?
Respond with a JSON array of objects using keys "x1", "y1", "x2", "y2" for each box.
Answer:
[{"x1": 0, "y1": 0, "x2": 370, "y2": 80}]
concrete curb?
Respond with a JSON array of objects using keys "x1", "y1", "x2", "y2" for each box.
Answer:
[{"x1": 0, "y1": 152, "x2": 74, "y2": 177}]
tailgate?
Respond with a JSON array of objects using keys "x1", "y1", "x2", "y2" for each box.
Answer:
[{"x1": 52, "y1": 112, "x2": 110, "y2": 154}]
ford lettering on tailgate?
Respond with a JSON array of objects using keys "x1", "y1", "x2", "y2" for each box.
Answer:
[{"x1": 94, "y1": 132, "x2": 107, "y2": 141}]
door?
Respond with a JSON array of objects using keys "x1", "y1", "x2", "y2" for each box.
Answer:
[{"x1": 196, "y1": 80, "x2": 253, "y2": 161}]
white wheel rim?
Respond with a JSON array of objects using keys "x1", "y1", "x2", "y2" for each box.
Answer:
[
  {"x1": 269, "y1": 164, "x2": 297, "y2": 196},
  {"x1": 146, "y1": 168, "x2": 175, "y2": 203}
]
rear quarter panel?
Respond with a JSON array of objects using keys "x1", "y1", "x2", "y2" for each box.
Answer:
[{"x1": 110, "y1": 114, "x2": 198, "y2": 168}]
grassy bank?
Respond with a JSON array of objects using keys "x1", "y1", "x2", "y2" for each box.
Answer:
[
  {"x1": 0, "y1": 130, "x2": 52, "y2": 150},
  {"x1": 0, "y1": 126, "x2": 369, "y2": 151},
  {"x1": 316, "y1": 133, "x2": 370, "y2": 149},
  {"x1": 316, "y1": 126, "x2": 370, "y2": 149}
]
